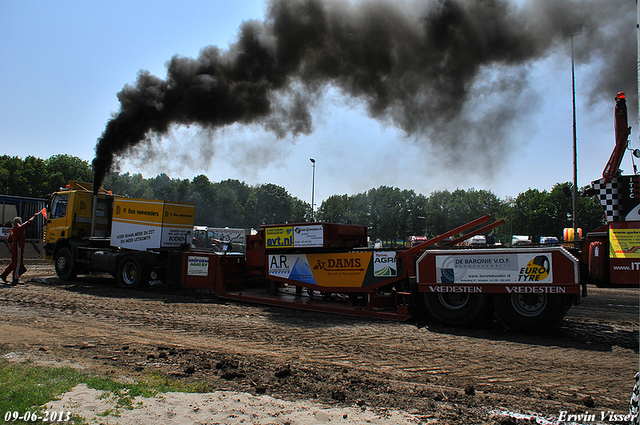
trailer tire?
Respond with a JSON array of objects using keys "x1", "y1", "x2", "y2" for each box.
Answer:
[
  {"x1": 54, "y1": 247, "x2": 77, "y2": 281},
  {"x1": 117, "y1": 255, "x2": 148, "y2": 289},
  {"x1": 424, "y1": 293, "x2": 490, "y2": 326},
  {"x1": 493, "y1": 294, "x2": 571, "y2": 333}
]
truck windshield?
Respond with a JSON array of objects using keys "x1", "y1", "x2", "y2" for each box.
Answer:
[{"x1": 51, "y1": 194, "x2": 68, "y2": 219}]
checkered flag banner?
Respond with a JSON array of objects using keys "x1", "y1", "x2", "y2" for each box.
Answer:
[
  {"x1": 591, "y1": 177, "x2": 621, "y2": 222},
  {"x1": 591, "y1": 175, "x2": 640, "y2": 222}
]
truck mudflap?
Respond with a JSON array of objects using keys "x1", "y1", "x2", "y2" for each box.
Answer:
[{"x1": 415, "y1": 247, "x2": 579, "y2": 332}]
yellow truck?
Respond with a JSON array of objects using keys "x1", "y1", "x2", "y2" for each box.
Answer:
[{"x1": 43, "y1": 181, "x2": 195, "y2": 288}]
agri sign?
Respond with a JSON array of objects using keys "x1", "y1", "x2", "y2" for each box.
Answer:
[{"x1": 373, "y1": 251, "x2": 397, "y2": 277}]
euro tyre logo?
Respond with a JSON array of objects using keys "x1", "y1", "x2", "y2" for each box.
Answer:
[{"x1": 524, "y1": 255, "x2": 550, "y2": 281}]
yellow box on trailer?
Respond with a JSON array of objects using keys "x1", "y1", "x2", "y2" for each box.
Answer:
[{"x1": 111, "y1": 198, "x2": 195, "y2": 251}]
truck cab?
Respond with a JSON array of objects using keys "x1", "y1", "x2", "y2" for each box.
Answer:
[
  {"x1": 43, "y1": 181, "x2": 195, "y2": 288},
  {"x1": 43, "y1": 182, "x2": 112, "y2": 262}
]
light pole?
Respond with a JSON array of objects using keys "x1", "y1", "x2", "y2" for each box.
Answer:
[
  {"x1": 310, "y1": 158, "x2": 316, "y2": 222},
  {"x1": 564, "y1": 24, "x2": 582, "y2": 245},
  {"x1": 418, "y1": 216, "x2": 427, "y2": 238}
]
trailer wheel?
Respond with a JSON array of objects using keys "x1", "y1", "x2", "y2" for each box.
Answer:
[
  {"x1": 54, "y1": 247, "x2": 77, "y2": 281},
  {"x1": 493, "y1": 294, "x2": 572, "y2": 333},
  {"x1": 117, "y1": 256, "x2": 147, "y2": 289},
  {"x1": 424, "y1": 293, "x2": 490, "y2": 326}
]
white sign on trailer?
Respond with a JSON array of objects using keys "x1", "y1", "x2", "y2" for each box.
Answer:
[
  {"x1": 293, "y1": 225, "x2": 324, "y2": 248},
  {"x1": 435, "y1": 252, "x2": 552, "y2": 284}
]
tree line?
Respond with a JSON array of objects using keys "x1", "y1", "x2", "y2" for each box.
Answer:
[{"x1": 1, "y1": 154, "x2": 606, "y2": 243}]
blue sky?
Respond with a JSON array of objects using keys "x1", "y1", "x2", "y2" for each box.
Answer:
[{"x1": 1, "y1": 0, "x2": 637, "y2": 207}]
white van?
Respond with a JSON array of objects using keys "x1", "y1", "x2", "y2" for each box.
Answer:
[
  {"x1": 467, "y1": 235, "x2": 487, "y2": 246},
  {"x1": 512, "y1": 235, "x2": 531, "y2": 245}
]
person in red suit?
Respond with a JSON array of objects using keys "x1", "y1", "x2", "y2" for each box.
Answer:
[{"x1": 1, "y1": 211, "x2": 40, "y2": 285}]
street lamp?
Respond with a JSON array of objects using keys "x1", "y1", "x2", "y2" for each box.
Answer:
[
  {"x1": 418, "y1": 216, "x2": 427, "y2": 238},
  {"x1": 310, "y1": 158, "x2": 316, "y2": 222},
  {"x1": 564, "y1": 24, "x2": 582, "y2": 245}
]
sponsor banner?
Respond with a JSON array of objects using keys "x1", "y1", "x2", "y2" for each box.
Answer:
[
  {"x1": 163, "y1": 202, "x2": 195, "y2": 226},
  {"x1": 422, "y1": 284, "x2": 575, "y2": 294},
  {"x1": 111, "y1": 221, "x2": 161, "y2": 251},
  {"x1": 265, "y1": 225, "x2": 324, "y2": 249},
  {"x1": 504, "y1": 285, "x2": 567, "y2": 294},
  {"x1": 307, "y1": 252, "x2": 371, "y2": 287},
  {"x1": 113, "y1": 198, "x2": 164, "y2": 225},
  {"x1": 111, "y1": 198, "x2": 164, "y2": 250},
  {"x1": 268, "y1": 254, "x2": 316, "y2": 284},
  {"x1": 161, "y1": 226, "x2": 192, "y2": 248},
  {"x1": 268, "y1": 252, "x2": 374, "y2": 287},
  {"x1": 435, "y1": 252, "x2": 553, "y2": 284},
  {"x1": 0, "y1": 227, "x2": 10, "y2": 240},
  {"x1": 265, "y1": 226, "x2": 294, "y2": 248},
  {"x1": 111, "y1": 198, "x2": 194, "y2": 250},
  {"x1": 187, "y1": 256, "x2": 209, "y2": 276},
  {"x1": 609, "y1": 226, "x2": 640, "y2": 258},
  {"x1": 609, "y1": 257, "x2": 640, "y2": 285},
  {"x1": 373, "y1": 251, "x2": 397, "y2": 277},
  {"x1": 293, "y1": 225, "x2": 323, "y2": 248},
  {"x1": 426, "y1": 285, "x2": 484, "y2": 293},
  {"x1": 209, "y1": 227, "x2": 246, "y2": 243},
  {"x1": 161, "y1": 202, "x2": 195, "y2": 248}
]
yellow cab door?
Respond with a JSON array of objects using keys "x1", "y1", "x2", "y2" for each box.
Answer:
[{"x1": 45, "y1": 192, "x2": 72, "y2": 247}]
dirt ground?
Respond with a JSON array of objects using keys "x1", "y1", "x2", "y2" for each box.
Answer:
[{"x1": 0, "y1": 248, "x2": 638, "y2": 424}]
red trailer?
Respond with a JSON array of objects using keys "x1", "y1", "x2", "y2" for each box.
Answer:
[
  {"x1": 47, "y1": 93, "x2": 639, "y2": 333},
  {"x1": 174, "y1": 93, "x2": 638, "y2": 332}
]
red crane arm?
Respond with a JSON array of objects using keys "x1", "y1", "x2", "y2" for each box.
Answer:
[{"x1": 602, "y1": 92, "x2": 631, "y2": 183}]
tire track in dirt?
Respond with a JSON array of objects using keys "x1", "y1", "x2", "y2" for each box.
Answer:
[{"x1": 0, "y1": 267, "x2": 638, "y2": 423}]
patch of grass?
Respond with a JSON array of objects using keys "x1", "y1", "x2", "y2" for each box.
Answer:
[
  {"x1": 0, "y1": 360, "x2": 84, "y2": 413},
  {"x1": 0, "y1": 359, "x2": 86, "y2": 424},
  {"x1": 0, "y1": 359, "x2": 211, "y2": 424},
  {"x1": 83, "y1": 371, "x2": 210, "y2": 411}
]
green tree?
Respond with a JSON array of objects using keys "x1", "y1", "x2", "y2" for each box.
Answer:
[
  {"x1": 0, "y1": 155, "x2": 48, "y2": 197},
  {"x1": 1, "y1": 153, "x2": 604, "y2": 239},
  {"x1": 291, "y1": 197, "x2": 310, "y2": 223},
  {"x1": 580, "y1": 194, "x2": 607, "y2": 232},
  {"x1": 44, "y1": 154, "x2": 92, "y2": 195},
  {"x1": 103, "y1": 172, "x2": 153, "y2": 199},
  {"x1": 218, "y1": 179, "x2": 253, "y2": 227},
  {"x1": 424, "y1": 188, "x2": 505, "y2": 238},
  {"x1": 190, "y1": 174, "x2": 215, "y2": 225},
  {"x1": 243, "y1": 191, "x2": 261, "y2": 228},
  {"x1": 254, "y1": 183, "x2": 293, "y2": 225},
  {"x1": 317, "y1": 194, "x2": 349, "y2": 223},
  {"x1": 511, "y1": 188, "x2": 550, "y2": 241}
]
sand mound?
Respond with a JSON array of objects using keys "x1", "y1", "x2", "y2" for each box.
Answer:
[{"x1": 45, "y1": 384, "x2": 422, "y2": 424}]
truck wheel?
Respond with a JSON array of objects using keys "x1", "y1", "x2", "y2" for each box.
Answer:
[
  {"x1": 54, "y1": 248, "x2": 77, "y2": 281},
  {"x1": 424, "y1": 293, "x2": 490, "y2": 326},
  {"x1": 493, "y1": 294, "x2": 571, "y2": 333},
  {"x1": 117, "y1": 256, "x2": 147, "y2": 289}
]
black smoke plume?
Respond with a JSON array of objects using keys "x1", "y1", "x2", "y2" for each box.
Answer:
[{"x1": 92, "y1": 0, "x2": 636, "y2": 192}]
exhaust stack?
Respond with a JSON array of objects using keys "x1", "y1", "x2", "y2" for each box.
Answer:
[{"x1": 91, "y1": 195, "x2": 98, "y2": 238}]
